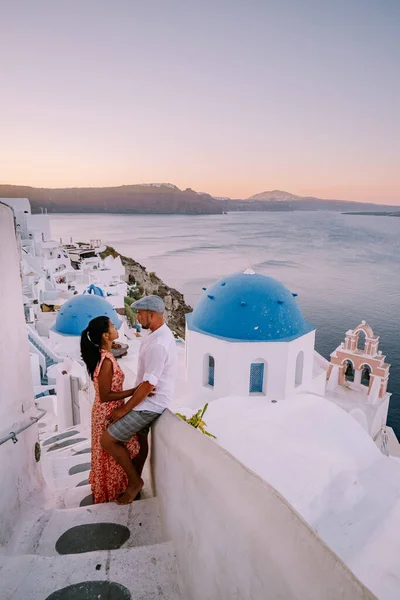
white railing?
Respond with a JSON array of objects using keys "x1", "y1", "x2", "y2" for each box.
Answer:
[{"x1": 0, "y1": 408, "x2": 46, "y2": 446}]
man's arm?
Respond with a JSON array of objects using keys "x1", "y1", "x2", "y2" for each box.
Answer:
[
  {"x1": 124, "y1": 381, "x2": 154, "y2": 413},
  {"x1": 109, "y1": 343, "x2": 167, "y2": 423},
  {"x1": 108, "y1": 382, "x2": 155, "y2": 424}
]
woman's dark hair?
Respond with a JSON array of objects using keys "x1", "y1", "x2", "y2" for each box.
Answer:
[{"x1": 80, "y1": 316, "x2": 111, "y2": 380}]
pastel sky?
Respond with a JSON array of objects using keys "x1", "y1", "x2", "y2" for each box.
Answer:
[{"x1": 1, "y1": 0, "x2": 399, "y2": 204}]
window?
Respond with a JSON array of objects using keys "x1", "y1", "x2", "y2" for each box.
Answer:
[
  {"x1": 295, "y1": 351, "x2": 304, "y2": 387},
  {"x1": 357, "y1": 330, "x2": 367, "y2": 352},
  {"x1": 207, "y1": 355, "x2": 215, "y2": 387},
  {"x1": 249, "y1": 362, "x2": 264, "y2": 394},
  {"x1": 361, "y1": 365, "x2": 371, "y2": 387},
  {"x1": 344, "y1": 360, "x2": 355, "y2": 382}
]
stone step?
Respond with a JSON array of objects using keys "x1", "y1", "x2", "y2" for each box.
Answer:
[
  {"x1": 0, "y1": 543, "x2": 182, "y2": 600},
  {"x1": 63, "y1": 478, "x2": 153, "y2": 509},
  {"x1": 9, "y1": 497, "x2": 164, "y2": 557}
]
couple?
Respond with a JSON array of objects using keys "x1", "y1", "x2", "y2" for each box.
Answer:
[{"x1": 80, "y1": 295, "x2": 176, "y2": 505}]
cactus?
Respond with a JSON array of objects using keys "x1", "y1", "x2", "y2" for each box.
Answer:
[{"x1": 176, "y1": 403, "x2": 216, "y2": 439}]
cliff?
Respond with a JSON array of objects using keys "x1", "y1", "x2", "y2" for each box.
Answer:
[
  {"x1": 100, "y1": 246, "x2": 192, "y2": 338},
  {"x1": 0, "y1": 184, "x2": 223, "y2": 215}
]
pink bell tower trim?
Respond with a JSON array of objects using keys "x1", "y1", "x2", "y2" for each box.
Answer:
[{"x1": 327, "y1": 321, "x2": 390, "y2": 399}]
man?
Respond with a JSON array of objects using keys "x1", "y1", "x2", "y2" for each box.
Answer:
[{"x1": 100, "y1": 295, "x2": 176, "y2": 504}]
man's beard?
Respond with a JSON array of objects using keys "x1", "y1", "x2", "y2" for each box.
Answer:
[{"x1": 141, "y1": 323, "x2": 150, "y2": 329}]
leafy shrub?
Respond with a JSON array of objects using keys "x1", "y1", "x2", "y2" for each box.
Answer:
[
  {"x1": 176, "y1": 404, "x2": 216, "y2": 439},
  {"x1": 124, "y1": 302, "x2": 137, "y2": 326}
]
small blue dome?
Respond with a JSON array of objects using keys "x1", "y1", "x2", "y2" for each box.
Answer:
[
  {"x1": 85, "y1": 284, "x2": 104, "y2": 297},
  {"x1": 53, "y1": 294, "x2": 121, "y2": 336},
  {"x1": 186, "y1": 272, "x2": 314, "y2": 342}
]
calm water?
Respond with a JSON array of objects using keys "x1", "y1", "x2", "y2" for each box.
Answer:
[{"x1": 50, "y1": 211, "x2": 400, "y2": 437}]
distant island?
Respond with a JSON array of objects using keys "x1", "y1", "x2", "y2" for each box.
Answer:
[
  {"x1": 343, "y1": 211, "x2": 400, "y2": 217},
  {"x1": 0, "y1": 183, "x2": 398, "y2": 215}
]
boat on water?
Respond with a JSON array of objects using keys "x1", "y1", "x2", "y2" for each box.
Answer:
[{"x1": 1, "y1": 197, "x2": 400, "y2": 599}]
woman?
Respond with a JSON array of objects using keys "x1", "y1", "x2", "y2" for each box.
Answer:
[{"x1": 80, "y1": 316, "x2": 140, "y2": 503}]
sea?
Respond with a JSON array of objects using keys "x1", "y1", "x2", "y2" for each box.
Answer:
[{"x1": 49, "y1": 211, "x2": 400, "y2": 437}]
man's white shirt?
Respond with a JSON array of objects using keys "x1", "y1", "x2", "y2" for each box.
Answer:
[{"x1": 134, "y1": 323, "x2": 176, "y2": 413}]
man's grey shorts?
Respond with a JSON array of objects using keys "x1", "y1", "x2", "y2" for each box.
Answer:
[{"x1": 107, "y1": 410, "x2": 161, "y2": 443}]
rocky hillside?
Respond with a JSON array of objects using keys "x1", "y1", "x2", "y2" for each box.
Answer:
[
  {"x1": 100, "y1": 246, "x2": 192, "y2": 338},
  {"x1": 0, "y1": 184, "x2": 223, "y2": 215}
]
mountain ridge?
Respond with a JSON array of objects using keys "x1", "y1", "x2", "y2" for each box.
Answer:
[
  {"x1": 0, "y1": 183, "x2": 397, "y2": 214},
  {"x1": 247, "y1": 189, "x2": 309, "y2": 202}
]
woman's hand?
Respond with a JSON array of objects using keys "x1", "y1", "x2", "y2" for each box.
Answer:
[
  {"x1": 109, "y1": 406, "x2": 127, "y2": 424},
  {"x1": 129, "y1": 385, "x2": 156, "y2": 397}
]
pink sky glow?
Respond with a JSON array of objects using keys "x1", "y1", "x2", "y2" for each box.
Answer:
[{"x1": 1, "y1": 1, "x2": 399, "y2": 205}]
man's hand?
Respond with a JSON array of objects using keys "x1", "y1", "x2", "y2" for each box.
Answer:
[{"x1": 109, "y1": 406, "x2": 127, "y2": 424}]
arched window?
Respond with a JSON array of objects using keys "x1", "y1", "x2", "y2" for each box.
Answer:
[
  {"x1": 361, "y1": 364, "x2": 371, "y2": 387},
  {"x1": 295, "y1": 351, "x2": 304, "y2": 387},
  {"x1": 344, "y1": 360, "x2": 355, "y2": 382},
  {"x1": 208, "y1": 355, "x2": 215, "y2": 387},
  {"x1": 249, "y1": 362, "x2": 266, "y2": 394},
  {"x1": 357, "y1": 330, "x2": 367, "y2": 352},
  {"x1": 204, "y1": 354, "x2": 215, "y2": 388}
]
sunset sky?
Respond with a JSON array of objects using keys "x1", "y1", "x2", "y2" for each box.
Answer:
[{"x1": 1, "y1": 0, "x2": 399, "y2": 204}]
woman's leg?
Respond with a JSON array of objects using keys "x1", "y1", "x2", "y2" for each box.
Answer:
[
  {"x1": 100, "y1": 430, "x2": 143, "y2": 504},
  {"x1": 132, "y1": 433, "x2": 149, "y2": 477}
]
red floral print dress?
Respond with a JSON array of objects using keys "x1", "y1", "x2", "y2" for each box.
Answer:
[{"x1": 89, "y1": 350, "x2": 140, "y2": 503}]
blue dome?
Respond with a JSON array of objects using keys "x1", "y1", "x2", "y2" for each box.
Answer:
[
  {"x1": 186, "y1": 272, "x2": 314, "y2": 342},
  {"x1": 53, "y1": 294, "x2": 121, "y2": 336},
  {"x1": 85, "y1": 284, "x2": 105, "y2": 297}
]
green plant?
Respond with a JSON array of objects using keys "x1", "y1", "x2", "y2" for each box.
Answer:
[
  {"x1": 176, "y1": 403, "x2": 216, "y2": 439},
  {"x1": 128, "y1": 286, "x2": 143, "y2": 300},
  {"x1": 124, "y1": 302, "x2": 137, "y2": 326},
  {"x1": 149, "y1": 271, "x2": 158, "y2": 282}
]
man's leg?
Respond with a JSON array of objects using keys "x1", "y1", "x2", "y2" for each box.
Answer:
[
  {"x1": 132, "y1": 433, "x2": 149, "y2": 478},
  {"x1": 100, "y1": 430, "x2": 143, "y2": 504}
]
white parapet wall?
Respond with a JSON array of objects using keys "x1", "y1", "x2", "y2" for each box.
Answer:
[
  {"x1": 0, "y1": 203, "x2": 43, "y2": 545},
  {"x1": 151, "y1": 410, "x2": 375, "y2": 600}
]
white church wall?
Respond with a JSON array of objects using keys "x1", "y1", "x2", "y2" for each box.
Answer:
[
  {"x1": 0, "y1": 203, "x2": 43, "y2": 545},
  {"x1": 311, "y1": 369, "x2": 329, "y2": 395},
  {"x1": 152, "y1": 410, "x2": 374, "y2": 600},
  {"x1": 186, "y1": 327, "x2": 316, "y2": 402},
  {"x1": 327, "y1": 364, "x2": 340, "y2": 390},
  {"x1": 49, "y1": 322, "x2": 127, "y2": 362},
  {"x1": 286, "y1": 330, "x2": 316, "y2": 393},
  {"x1": 49, "y1": 330, "x2": 81, "y2": 359},
  {"x1": 370, "y1": 397, "x2": 390, "y2": 439},
  {"x1": 349, "y1": 408, "x2": 369, "y2": 432}
]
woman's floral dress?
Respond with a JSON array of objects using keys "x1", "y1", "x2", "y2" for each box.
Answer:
[{"x1": 89, "y1": 349, "x2": 140, "y2": 503}]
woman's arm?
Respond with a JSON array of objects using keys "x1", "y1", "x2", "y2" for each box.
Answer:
[
  {"x1": 109, "y1": 381, "x2": 155, "y2": 423},
  {"x1": 97, "y1": 358, "x2": 137, "y2": 403}
]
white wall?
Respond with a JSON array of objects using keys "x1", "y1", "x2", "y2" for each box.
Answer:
[
  {"x1": 186, "y1": 327, "x2": 316, "y2": 402},
  {"x1": 27, "y1": 213, "x2": 51, "y2": 242},
  {"x1": 49, "y1": 330, "x2": 81, "y2": 359},
  {"x1": 0, "y1": 203, "x2": 43, "y2": 545},
  {"x1": 370, "y1": 396, "x2": 390, "y2": 438},
  {"x1": 152, "y1": 410, "x2": 375, "y2": 600}
]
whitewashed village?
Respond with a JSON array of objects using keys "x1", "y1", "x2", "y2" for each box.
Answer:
[{"x1": 1, "y1": 196, "x2": 400, "y2": 600}]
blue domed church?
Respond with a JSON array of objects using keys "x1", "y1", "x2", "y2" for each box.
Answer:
[
  {"x1": 53, "y1": 294, "x2": 121, "y2": 336},
  {"x1": 48, "y1": 294, "x2": 122, "y2": 359},
  {"x1": 185, "y1": 270, "x2": 322, "y2": 401}
]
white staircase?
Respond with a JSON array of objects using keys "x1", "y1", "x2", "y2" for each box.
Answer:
[
  {"x1": 27, "y1": 325, "x2": 63, "y2": 385},
  {"x1": 0, "y1": 421, "x2": 182, "y2": 600}
]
